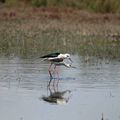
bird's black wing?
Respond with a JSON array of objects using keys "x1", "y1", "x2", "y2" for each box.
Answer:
[{"x1": 40, "y1": 52, "x2": 60, "y2": 58}]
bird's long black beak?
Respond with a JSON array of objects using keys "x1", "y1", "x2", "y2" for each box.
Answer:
[{"x1": 69, "y1": 58, "x2": 73, "y2": 63}]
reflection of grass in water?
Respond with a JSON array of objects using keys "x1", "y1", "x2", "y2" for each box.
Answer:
[{"x1": 0, "y1": 20, "x2": 120, "y2": 59}]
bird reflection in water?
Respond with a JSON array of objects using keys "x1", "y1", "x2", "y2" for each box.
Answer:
[
  {"x1": 48, "y1": 69, "x2": 59, "y2": 87},
  {"x1": 41, "y1": 73, "x2": 72, "y2": 105},
  {"x1": 42, "y1": 87, "x2": 71, "y2": 105}
]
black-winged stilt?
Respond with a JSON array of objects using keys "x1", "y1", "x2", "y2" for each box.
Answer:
[
  {"x1": 40, "y1": 52, "x2": 75, "y2": 86},
  {"x1": 40, "y1": 52, "x2": 73, "y2": 83},
  {"x1": 40, "y1": 52, "x2": 73, "y2": 71}
]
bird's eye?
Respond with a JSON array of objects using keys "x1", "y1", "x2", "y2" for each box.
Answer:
[
  {"x1": 68, "y1": 64, "x2": 71, "y2": 67},
  {"x1": 67, "y1": 55, "x2": 70, "y2": 57}
]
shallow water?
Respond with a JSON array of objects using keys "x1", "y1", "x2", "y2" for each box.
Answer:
[{"x1": 0, "y1": 55, "x2": 120, "y2": 120}]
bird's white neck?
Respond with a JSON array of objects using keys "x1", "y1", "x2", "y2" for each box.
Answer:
[{"x1": 58, "y1": 54, "x2": 69, "y2": 59}]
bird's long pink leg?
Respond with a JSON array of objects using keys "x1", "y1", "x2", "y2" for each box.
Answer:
[
  {"x1": 56, "y1": 68, "x2": 60, "y2": 86},
  {"x1": 48, "y1": 70, "x2": 53, "y2": 86},
  {"x1": 48, "y1": 63, "x2": 53, "y2": 86},
  {"x1": 53, "y1": 65, "x2": 56, "y2": 86},
  {"x1": 48, "y1": 63, "x2": 52, "y2": 72},
  {"x1": 54, "y1": 65, "x2": 60, "y2": 86}
]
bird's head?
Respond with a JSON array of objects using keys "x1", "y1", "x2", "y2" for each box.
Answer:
[
  {"x1": 64, "y1": 53, "x2": 73, "y2": 63},
  {"x1": 64, "y1": 53, "x2": 70, "y2": 58}
]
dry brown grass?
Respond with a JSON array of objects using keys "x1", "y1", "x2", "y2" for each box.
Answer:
[
  {"x1": 0, "y1": 6, "x2": 120, "y2": 22},
  {"x1": 0, "y1": 6, "x2": 120, "y2": 58}
]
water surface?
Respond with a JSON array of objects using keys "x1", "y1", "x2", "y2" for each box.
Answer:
[{"x1": 0, "y1": 55, "x2": 120, "y2": 120}]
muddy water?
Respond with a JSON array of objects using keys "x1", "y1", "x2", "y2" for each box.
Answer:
[{"x1": 0, "y1": 55, "x2": 120, "y2": 120}]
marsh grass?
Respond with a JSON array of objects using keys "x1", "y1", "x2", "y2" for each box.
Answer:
[
  {"x1": 0, "y1": 17, "x2": 120, "y2": 59},
  {"x1": 2, "y1": 0, "x2": 120, "y2": 13}
]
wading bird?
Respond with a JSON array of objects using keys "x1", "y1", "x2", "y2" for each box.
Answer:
[
  {"x1": 40, "y1": 52, "x2": 73, "y2": 71},
  {"x1": 40, "y1": 52, "x2": 75, "y2": 84}
]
